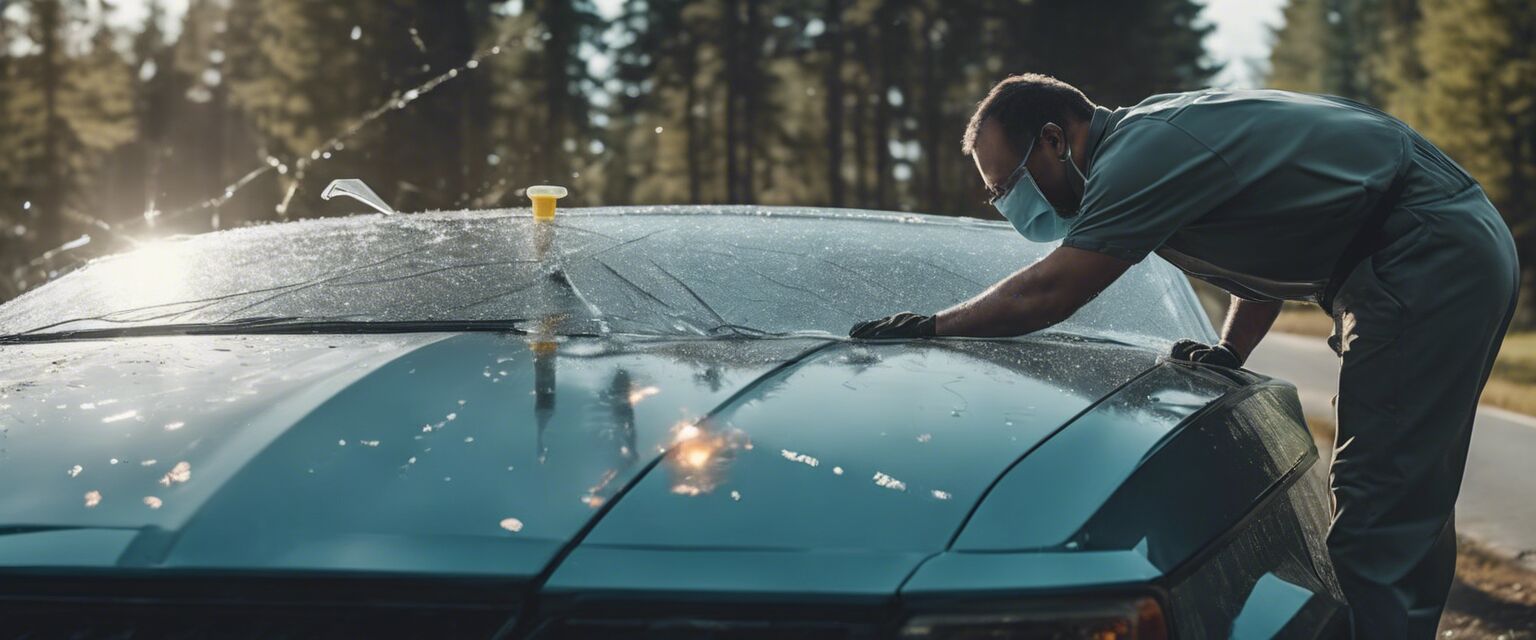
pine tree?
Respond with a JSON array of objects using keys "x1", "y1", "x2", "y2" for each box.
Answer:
[
  {"x1": 1267, "y1": 0, "x2": 1421, "y2": 101},
  {"x1": 1267, "y1": 0, "x2": 1331, "y2": 93},
  {"x1": 479, "y1": 0, "x2": 604, "y2": 206},
  {"x1": 4, "y1": 1, "x2": 136, "y2": 249},
  {"x1": 1017, "y1": 0, "x2": 1216, "y2": 107},
  {"x1": 0, "y1": 9, "x2": 21, "y2": 300},
  {"x1": 1401, "y1": 0, "x2": 1535, "y2": 266}
]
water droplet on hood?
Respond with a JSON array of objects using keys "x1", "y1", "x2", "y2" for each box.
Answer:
[
  {"x1": 158, "y1": 461, "x2": 191, "y2": 486},
  {"x1": 628, "y1": 385, "x2": 661, "y2": 405},
  {"x1": 102, "y1": 409, "x2": 138, "y2": 423},
  {"x1": 780, "y1": 449, "x2": 820, "y2": 468},
  {"x1": 872, "y1": 471, "x2": 907, "y2": 492}
]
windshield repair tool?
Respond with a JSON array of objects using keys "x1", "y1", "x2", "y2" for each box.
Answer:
[
  {"x1": 527, "y1": 185, "x2": 568, "y2": 221},
  {"x1": 321, "y1": 178, "x2": 396, "y2": 215}
]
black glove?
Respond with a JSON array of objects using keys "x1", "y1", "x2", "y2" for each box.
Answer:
[
  {"x1": 1169, "y1": 339, "x2": 1244, "y2": 368},
  {"x1": 849, "y1": 312, "x2": 936, "y2": 339}
]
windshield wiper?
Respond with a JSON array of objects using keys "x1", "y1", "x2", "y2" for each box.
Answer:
[{"x1": 0, "y1": 317, "x2": 530, "y2": 345}]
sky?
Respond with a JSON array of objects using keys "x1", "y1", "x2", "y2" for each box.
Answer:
[
  {"x1": 1202, "y1": 0, "x2": 1289, "y2": 88},
  {"x1": 106, "y1": 0, "x2": 1287, "y2": 88}
]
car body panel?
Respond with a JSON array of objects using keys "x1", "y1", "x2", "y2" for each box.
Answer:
[
  {"x1": 1231, "y1": 573, "x2": 1320, "y2": 639},
  {"x1": 0, "y1": 208, "x2": 1343, "y2": 637},
  {"x1": 0, "y1": 328, "x2": 1163, "y2": 583},
  {"x1": 0, "y1": 332, "x2": 831, "y2": 579},
  {"x1": 952, "y1": 362, "x2": 1237, "y2": 552},
  {"x1": 0, "y1": 334, "x2": 446, "y2": 537},
  {"x1": 544, "y1": 547, "x2": 928, "y2": 602},
  {"x1": 0, "y1": 529, "x2": 142, "y2": 568},
  {"x1": 898, "y1": 549, "x2": 1162, "y2": 595},
  {"x1": 578, "y1": 339, "x2": 1154, "y2": 555}
]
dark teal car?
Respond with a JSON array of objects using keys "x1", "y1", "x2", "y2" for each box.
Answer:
[{"x1": 0, "y1": 207, "x2": 1346, "y2": 638}]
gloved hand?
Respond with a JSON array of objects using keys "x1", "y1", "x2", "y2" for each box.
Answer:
[
  {"x1": 1169, "y1": 339, "x2": 1244, "y2": 368},
  {"x1": 849, "y1": 312, "x2": 936, "y2": 339}
]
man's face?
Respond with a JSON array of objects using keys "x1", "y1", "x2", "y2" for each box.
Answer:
[{"x1": 972, "y1": 118, "x2": 1077, "y2": 211}]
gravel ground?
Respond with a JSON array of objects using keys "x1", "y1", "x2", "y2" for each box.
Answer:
[{"x1": 1438, "y1": 537, "x2": 1536, "y2": 639}]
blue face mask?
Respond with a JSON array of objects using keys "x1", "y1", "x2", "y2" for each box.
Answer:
[{"x1": 989, "y1": 134, "x2": 1084, "y2": 243}]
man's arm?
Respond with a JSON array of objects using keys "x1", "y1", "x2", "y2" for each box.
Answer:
[
  {"x1": 934, "y1": 246, "x2": 1134, "y2": 337},
  {"x1": 1216, "y1": 296, "x2": 1282, "y2": 361}
]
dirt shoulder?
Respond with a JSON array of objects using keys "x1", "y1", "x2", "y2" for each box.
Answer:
[{"x1": 1441, "y1": 536, "x2": 1536, "y2": 639}]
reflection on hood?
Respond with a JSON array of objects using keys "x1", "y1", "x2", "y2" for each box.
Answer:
[{"x1": 0, "y1": 330, "x2": 1156, "y2": 579}]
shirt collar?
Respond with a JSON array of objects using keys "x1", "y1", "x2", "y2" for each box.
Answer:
[{"x1": 1079, "y1": 105, "x2": 1118, "y2": 171}]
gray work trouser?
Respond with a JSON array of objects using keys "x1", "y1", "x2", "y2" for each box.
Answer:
[{"x1": 1325, "y1": 184, "x2": 1520, "y2": 638}]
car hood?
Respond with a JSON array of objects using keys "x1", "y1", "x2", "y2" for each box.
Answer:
[{"x1": 0, "y1": 332, "x2": 1156, "y2": 587}]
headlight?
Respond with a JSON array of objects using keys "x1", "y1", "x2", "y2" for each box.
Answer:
[{"x1": 899, "y1": 596, "x2": 1166, "y2": 640}]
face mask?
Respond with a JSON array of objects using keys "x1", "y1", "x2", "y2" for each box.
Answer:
[{"x1": 992, "y1": 136, "x2": 1073, "y2": 242}]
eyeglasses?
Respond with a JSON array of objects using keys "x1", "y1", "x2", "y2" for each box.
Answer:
[{"x1": 984, "y1": 136, "x2": 1038, "y2": 206}]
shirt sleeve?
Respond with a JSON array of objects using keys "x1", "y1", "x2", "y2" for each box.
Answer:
[{"x1": 1062, "y1": 119, "x2": 1240, "y2": 263}]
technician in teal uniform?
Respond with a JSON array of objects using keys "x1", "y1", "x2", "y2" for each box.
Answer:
[{"x1": 852, "y1": 74, "x2": 1520, "y2": 637}]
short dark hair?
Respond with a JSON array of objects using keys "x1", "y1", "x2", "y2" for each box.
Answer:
[{"x1": 962, "y1": 73, "x2": 1094, "y2": 156}]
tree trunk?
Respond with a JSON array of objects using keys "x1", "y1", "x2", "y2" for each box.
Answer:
[
  {"x1": 741, "y1": 0, "x2": 758, "y2": 204},
  {"x1": 824, "y1": 0, "x2": 845, "y2": 207},
  {"x1": 541, "y1": 0, "x2": 570, "y2": 182},
  {"x1": 722, "y1": 0, "x2": 741, "y2": 202},
  {"x1": 920, "y1": 9, "x2": 941, "y2": 213},
  {"x1": 851, "y1": 31, "x2": 870, "y2": 207},
  {"x1": 415, "y1": 0, "x2": 475, "y2": 208},
  {"x1": 683, "y1": 34, "x2": 702, "y2": 204},
  {"x1": 209, "y1": 76, "x2": 228, "y2": 230},
  {"x1": 871, "y1": 14, "x2": 891, "y2": 209},
  {"x1": 38, "y1": 0, "x2": 65, "y2": 248},
  {"x1": 461, "y1": 0, "x2": 494, "y2": 205}
]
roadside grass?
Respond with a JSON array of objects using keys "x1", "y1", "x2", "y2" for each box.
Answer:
[
  {"x1": 1273, "y1": 304, "x2": 1536, "y2": 417},
  {"x1": 1488, "y1": 333, "x2": 1536, "y2": 416}
]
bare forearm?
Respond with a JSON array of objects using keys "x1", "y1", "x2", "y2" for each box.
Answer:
[
  {"x1": 934, "y1": 269, "x2": 1072, "y2": 337},
  {"x1": 932, "y1": 247, "x2": 1134, "y2": 338},
  {"x1": 1219, "y1": 296, "x2": 1282, "y2": 361}
]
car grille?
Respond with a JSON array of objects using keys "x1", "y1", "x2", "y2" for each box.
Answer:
[
  {"x1": 0, "y1": 601, "x2": 512, "y2": 639},
  {"x1": 531, "y1": 618, "x2": 885, "y2": 640}
]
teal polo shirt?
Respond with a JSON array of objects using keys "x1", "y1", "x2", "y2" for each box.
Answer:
[{"x1": 1062, "y1": 88, "x2": 1474, "y2": 301}]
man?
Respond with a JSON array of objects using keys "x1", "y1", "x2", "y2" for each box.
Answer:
[{"x1": 851, "y1": 74, "x2": 1519, "y2": 637}]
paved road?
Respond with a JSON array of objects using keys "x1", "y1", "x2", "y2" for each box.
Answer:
[{"x1": 1248, "y1": 332, "x2": 1536, "y2": 561}]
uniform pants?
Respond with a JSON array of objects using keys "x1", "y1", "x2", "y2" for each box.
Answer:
[{"x1": 1326, "y1": 185, "x2": 1520, "y2": 638}]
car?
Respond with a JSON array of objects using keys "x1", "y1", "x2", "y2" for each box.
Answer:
[{"x1": 0, "y1": 205, "x2": 1347, "y2": 638}]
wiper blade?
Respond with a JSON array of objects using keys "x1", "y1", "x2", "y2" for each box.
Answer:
[{"x1": 0, "y1": 318, "x2": 529, "y2": 344}]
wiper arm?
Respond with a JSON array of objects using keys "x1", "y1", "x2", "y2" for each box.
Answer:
[{"x1": 0, "y1": 318, "x2": 529, "y2": 344}]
